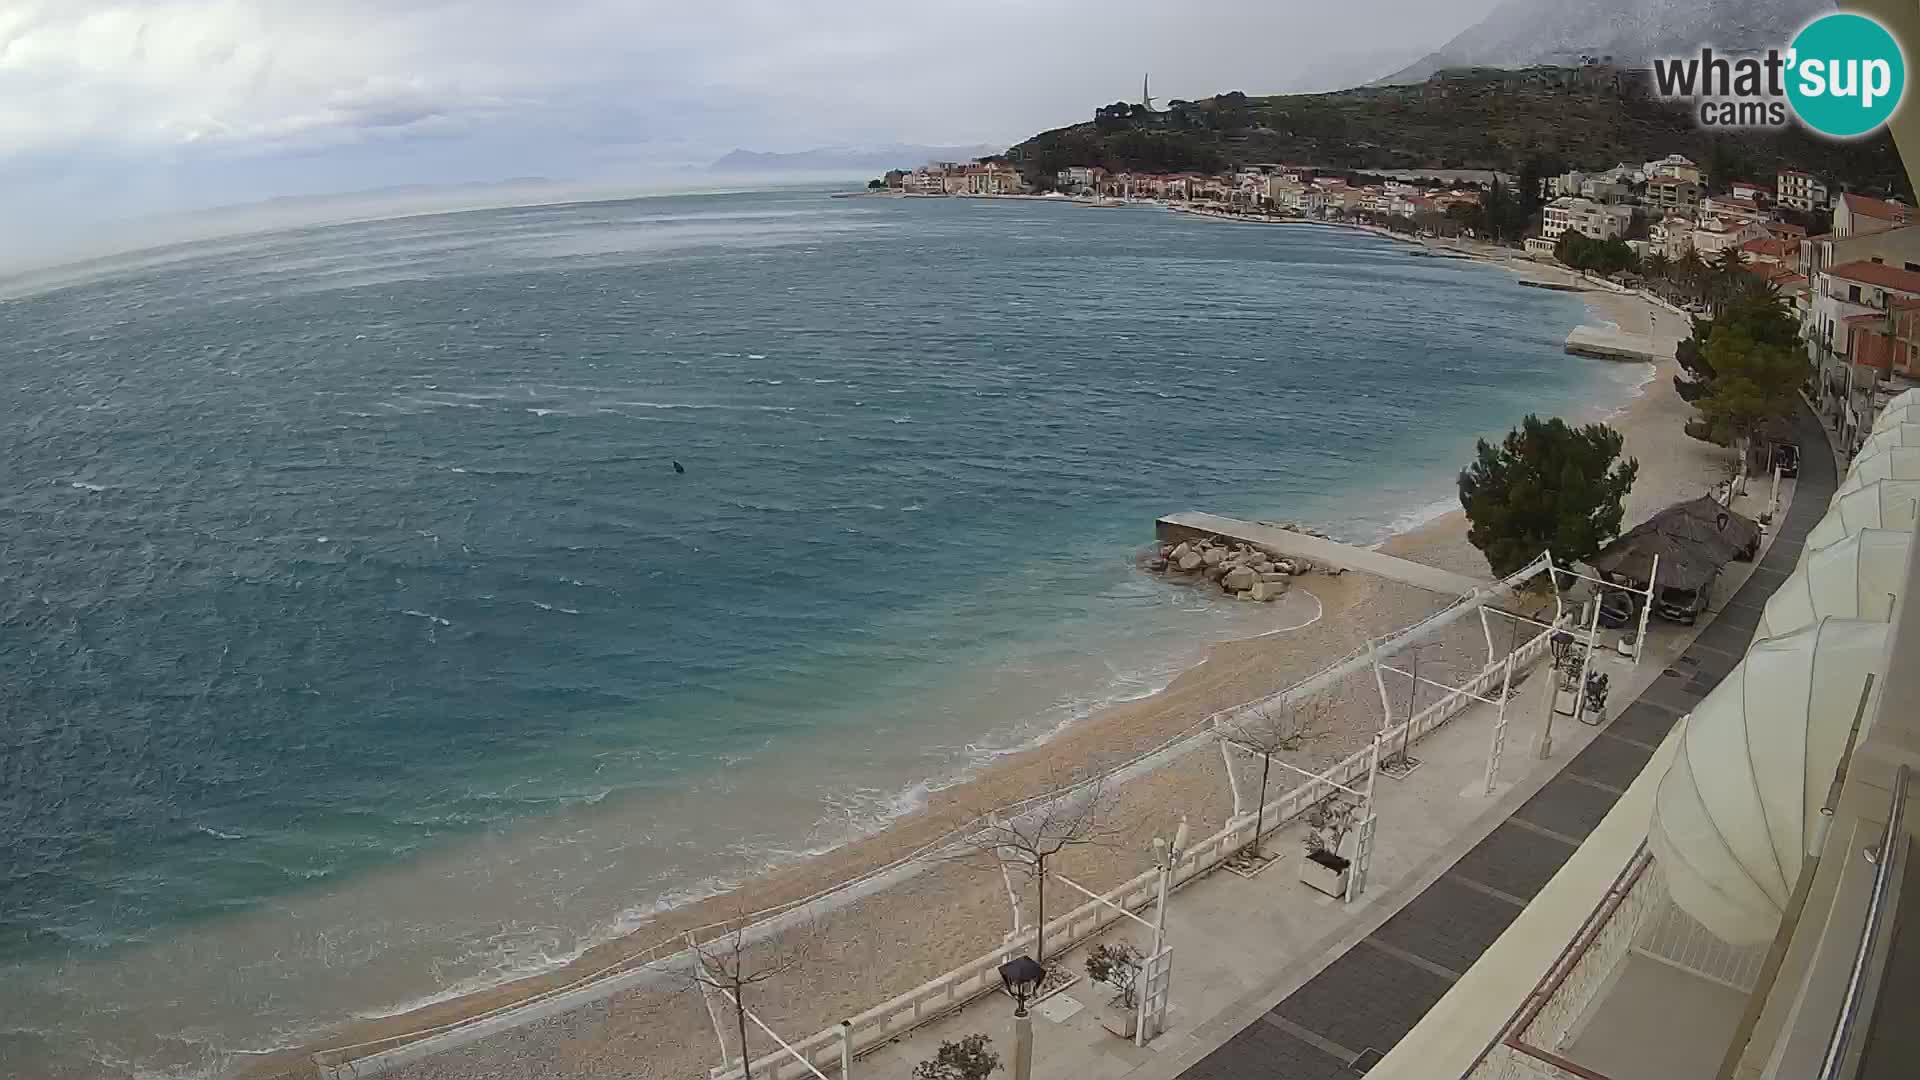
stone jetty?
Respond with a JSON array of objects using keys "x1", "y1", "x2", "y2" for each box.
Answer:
[{"x1": 1142, "y1": 528, "x2": 1335, "y2": 601}]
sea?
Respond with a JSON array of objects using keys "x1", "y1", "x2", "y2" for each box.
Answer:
[{"x1": 0, "y1": 189, "x2": 1640, "y2": 1078}]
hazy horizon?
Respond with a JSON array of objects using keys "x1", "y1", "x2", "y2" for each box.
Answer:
[{"x1": 0, "y1": 1, "x2": 1502, "y2": 263}]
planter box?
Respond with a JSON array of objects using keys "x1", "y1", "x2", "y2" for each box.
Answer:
[
  {"x1": 1099, "y1": 1000, "x2": 1140, "y2": 1039},
  {"x1": 1299, "y1": 849, "x2": 1351, "y2": 898}
]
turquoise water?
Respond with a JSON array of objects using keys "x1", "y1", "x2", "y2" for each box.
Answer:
[{"x1": 0, "y1": 190, "x2": 1620, "y2": 1077}]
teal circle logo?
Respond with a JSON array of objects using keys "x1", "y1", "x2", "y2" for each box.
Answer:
[{"x1": 1787, "y1": 13, "x2": 1906, "y2": 137}]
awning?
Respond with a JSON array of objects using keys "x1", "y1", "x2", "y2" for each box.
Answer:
[
  {"x1": 1855, "y1": 422, "x2": 1920, "y2": 460},
  {"x1": 1760, "y1": 529, "x2": 1911, "y2": 638},
  {"x1": 1805, "y1": 479, "x2": 1920, "y2": 548},
  {"x1": 1649, "y1": 619, "x2": 1888, "y2": 944},
  {"x1": 1834, "y1": 444, "x2": 1920, "y2": 497},
  {"x1": 1875, "y1": 401, "x2": 1920, "y2": 433}
]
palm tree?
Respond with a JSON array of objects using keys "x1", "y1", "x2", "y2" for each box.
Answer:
[
  {"x1": 1643, "y1": 252, "x2": 1671, "y2": 298},
  {"x1": 1710, "y1": 246, "x2": 1747, "y2": 315},
  {"x1": 1676, "y1": 249, "x2": 1709, "y2": 305}
]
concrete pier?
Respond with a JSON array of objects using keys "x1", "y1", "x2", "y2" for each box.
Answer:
[
  {"x1": 1155, "y1": 511, "x2": 1489, "y2": 596},
  {"x1": 1565, "y1": 324, "x2": 1662, "y2": 363}
]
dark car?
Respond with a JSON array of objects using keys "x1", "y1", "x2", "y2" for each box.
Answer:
[{"x1": 1774, "y1": 443, "x2": 1800, "y2": 478}]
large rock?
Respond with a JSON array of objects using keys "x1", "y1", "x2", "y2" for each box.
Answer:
[
  {"x1": 1259, "y1": 571, "x2": 1291, "y2": 583},
  {"x1": 1252, "y1": 579, "x2": 1288, "y2": 601},
  {"x1": 1204, "y1": 564, "x2": 1228, "y2": 583},
  {"x1": 1170, "y1": 542, "x2": 1192, "y2": 562},
  {"x1": 1177, "y1": 551, "x2": 1204, "y2": 572},
  {"x1": 1223, "y1": 566, "x2": 1258, "y2": 591},
  {"x1": 1202, "y1": 548, "x2": 1225, "y2": 567},
  {"x1": 1275, "y1": 560, "x2": 1295, "y2": 575},
  {"x1": 1254, "y1": 561, "x2": 1275, "y2": 574},
  {"x1": 1146, "y1": 556, "x2": 1169, "y2": 572}
]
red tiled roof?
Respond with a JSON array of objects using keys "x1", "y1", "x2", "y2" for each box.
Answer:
[
  {"x1": 1842, "y1": 192, "x2": 1909, "y2": 222},
  {"x1": 1827, "y1": 259, "x2": 1920, "y2": 293},
  {"x1": 1742, "y1": 237, "x2": 1797, "y2": 258},
  {"x1": 1764, "y1": 222, "x2": 1808, "y2": 239}
]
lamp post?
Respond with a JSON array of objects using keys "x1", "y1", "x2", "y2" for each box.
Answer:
[
  {"x1": 999, "y1": 955, "x2": 1045, "y2": 1080},
  {"x1": 1542, "y1": 628, "x2": 1574, "y2": 759}
]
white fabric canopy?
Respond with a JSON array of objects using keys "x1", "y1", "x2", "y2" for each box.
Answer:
[
  {"x1": 1763, "y1": 529, "x2": 1912, "y2": 638},
  {"x1": 1873, "y1": 399, "x2": 1920, "y2": 428},
  {"x1": 1650, "y1": 619, "x2": 1888, "y2": 944},
  {"x1": 1834, "y1": 445, "x2": 1920, "y2": 497},
  {"x1": 1805, "y1": 479, "x2": 1920, "y2": 549},
  {"x1": 1881, "y1": 388, "x2": 1920, "y2": 414},
  {"x1": 1856, "y1": 423, "x2": 1920, "y2": 460}
]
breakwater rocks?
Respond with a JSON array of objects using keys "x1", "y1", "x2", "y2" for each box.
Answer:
[{"x1": 1141, "y1": 531, "x2": 1330, "y2": 601}]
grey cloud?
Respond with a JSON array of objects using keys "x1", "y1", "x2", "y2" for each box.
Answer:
[{"x1": 0, "y1": 0, "x2": 1498, "y2": 242}]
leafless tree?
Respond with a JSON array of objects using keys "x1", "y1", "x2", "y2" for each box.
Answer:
[
  {"x1": 947, "y1": 771, "x2": 1123, "y2": 967},
  {"x1": 1219, "y1": 696, "x2": 1324, "y2": 858},
  {"x1": 684, "y1": 915, "x2": 826, "y2": 1079}
]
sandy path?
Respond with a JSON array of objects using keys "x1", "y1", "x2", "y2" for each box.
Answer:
[{"x1": 247, "y1": 277, "x2": 1728, "y2": 1080}]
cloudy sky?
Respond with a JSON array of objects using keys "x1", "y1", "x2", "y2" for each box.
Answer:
[{"x1": 0, "y1": 0, "x2": 1495, "y2": 248}]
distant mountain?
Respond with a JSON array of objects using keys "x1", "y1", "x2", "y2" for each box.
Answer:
[
  {"x1": 710, "y1": 145, "x2": 1001, "y2": 174},
  {"x1": 1373, "y1": 0, "x2": 1833, "y2": 85}
]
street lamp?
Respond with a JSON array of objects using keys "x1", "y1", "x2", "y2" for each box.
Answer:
[{"x1": 999, "y1": 954, "x2": 1046, "y2": 1080}]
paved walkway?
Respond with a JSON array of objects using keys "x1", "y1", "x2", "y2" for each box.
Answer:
[
  {"x1": 1167, "y1": 403, "x2": 1836, "y2": 1079},
  {"x1": 1155, "y1": 512, "x2": 1490, "y2": 597}
]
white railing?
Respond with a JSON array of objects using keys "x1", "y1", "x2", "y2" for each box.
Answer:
[
  {"x1": 706, "y1": 624, "x2": 1564, "y2": 1080},
  {"x1": 314, "y1": 557, "x2": 1562, "y2": 1079},
  {"x1": 1467, "y1": 845, "x2": 1660, "y2": 1080},
  {"x1": 1632, "y1": 889, "x2": 1767, "y2": 993}
]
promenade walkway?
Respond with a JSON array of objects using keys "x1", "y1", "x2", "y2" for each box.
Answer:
[
  {"x1": 1162, "y1": 402, "x2": 1835, "y2": 1080},
  {"x1": 848, "y1": 433, "x2": 1818, "y2": 1080}
]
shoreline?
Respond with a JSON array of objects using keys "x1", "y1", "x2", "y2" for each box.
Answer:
[{"x1": 248, "y1": 246, "x2": 1714, "y2": 1080}]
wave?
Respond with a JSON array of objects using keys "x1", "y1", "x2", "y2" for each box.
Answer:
[
  {"x1": 530, "y1": 601, "x2": 582, "y2": 616},
  {"x1": 401, "y1": 610, "x2": 452, "y2": 626}
]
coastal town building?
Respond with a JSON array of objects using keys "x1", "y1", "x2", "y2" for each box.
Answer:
[
  {"x1": 1835, "y1": 192, "x2": 1910, "y2": 238},
  {"x1": 1053, "y1": 166, "x2": 1106, "y2": 193},
  {"x1": 1700, "y1": 194, "x2": 1769, "y2": 226},
  {"x1": 1846, "y1": 296, "x2": 1920, "y2": 378},
  {"x1": 1643, "y1": 153, "x2": 1702, "y2": 183},
  {"x1": 1645, "y1": 176, "x2": 1703, "y2": 216},
  {"x1": 1809, "y1": 259, "x2": 1920, "y2": 360},
  {"x1": 1541, "y1": 196, "x2": 1632, "y2": 242},
  {"x1": 1776, "y1": 168, "x2": 1829, "y2": 211}
]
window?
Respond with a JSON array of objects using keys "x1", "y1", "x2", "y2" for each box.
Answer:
[{"x1": 1851, "y1": 285, "x2": 1863, "y2": 303}]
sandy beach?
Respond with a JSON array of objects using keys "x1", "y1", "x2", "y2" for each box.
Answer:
[{"x1": 246, "y1": 263, "x2": 1725, "y2": 1080}]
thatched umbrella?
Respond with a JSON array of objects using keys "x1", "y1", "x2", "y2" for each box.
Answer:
[
  {"x1": 1592, "y1": 524, "x2": 1723, "y2": 593},
  {"x1": 1667, "y1": 496, "x2": 1762, "y2": 559}
]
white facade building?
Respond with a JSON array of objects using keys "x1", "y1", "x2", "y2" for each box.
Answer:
[{"x1": 1541, "y1": 196, "x2": 1633, "y2": 242}]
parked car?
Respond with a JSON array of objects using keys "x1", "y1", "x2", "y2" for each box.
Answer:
[
  {"x1": 1655, "y1": 573, "x2": 1717, "y2": 625},
  {"x1": 1597, "y1": 590, "x2": 1639, "y2": 630},
  {"x1": 1773, "y1": 443, "x2": 1801, "y2": 478}
]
